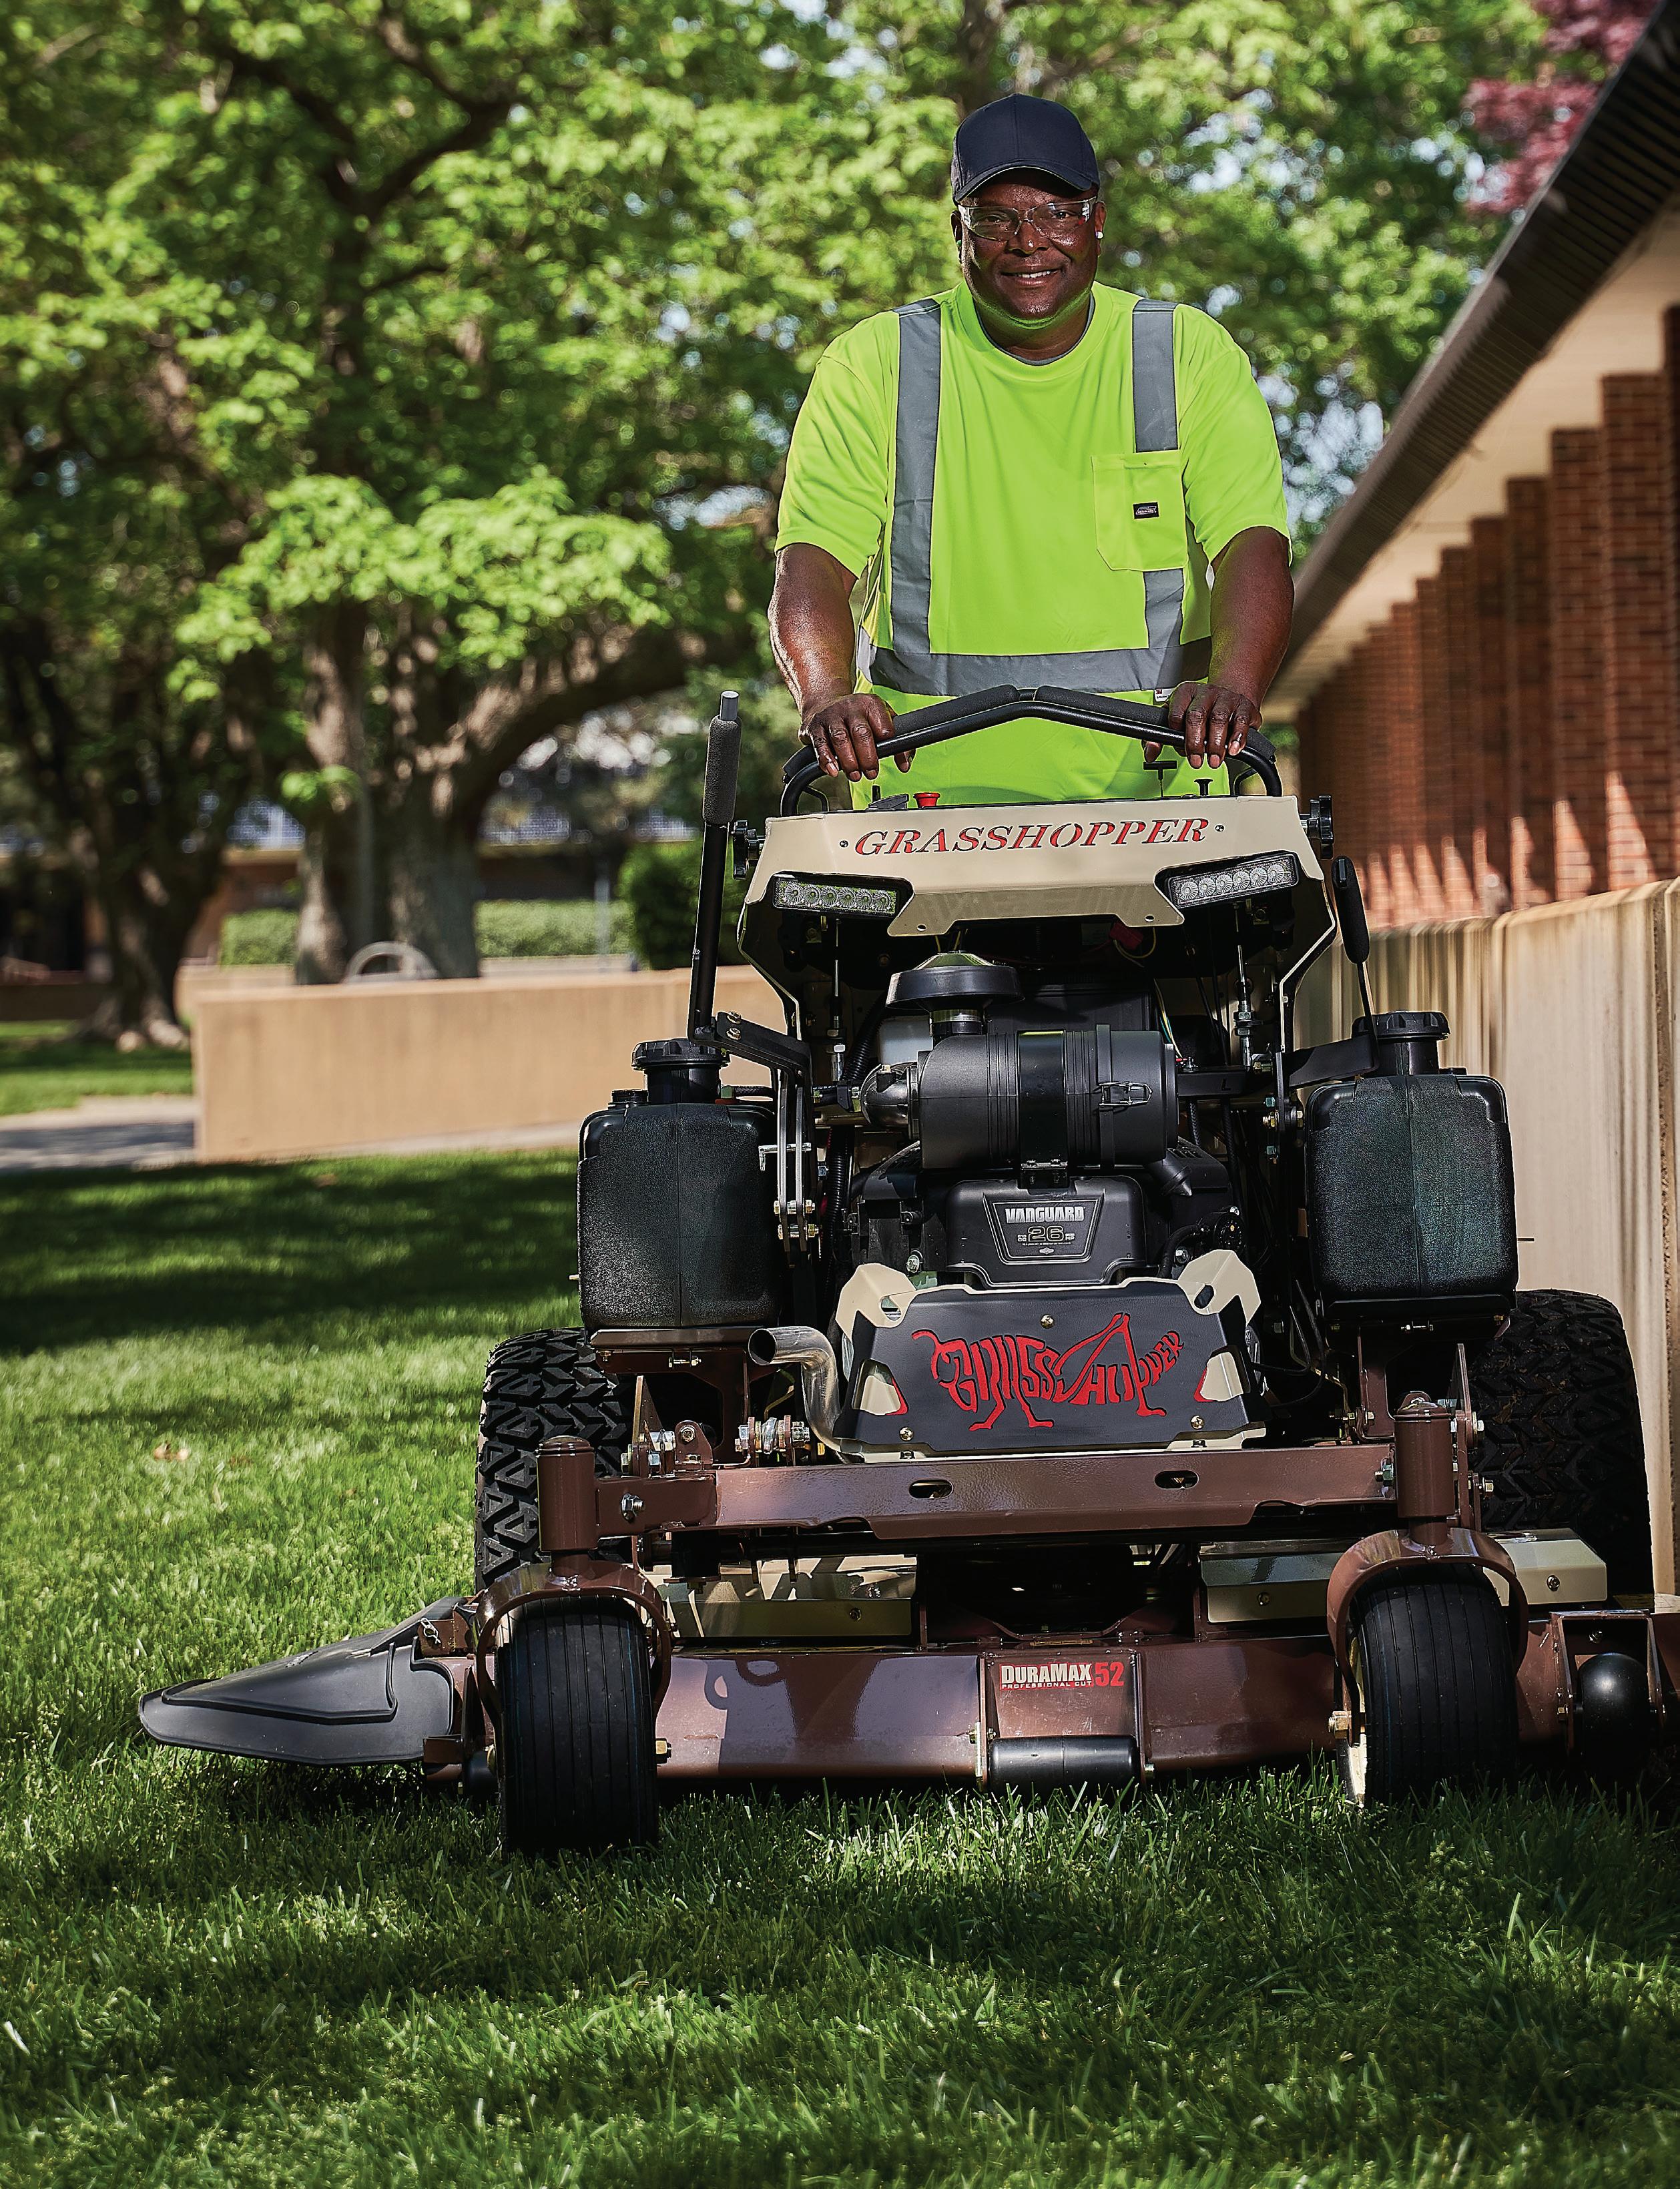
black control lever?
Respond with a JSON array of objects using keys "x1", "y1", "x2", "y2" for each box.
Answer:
[
  {"x1": 686, "y1": 691, "x2": 741, "y2": 1040},
  {"x1": 1331, "y1": 854, "x2": 1377, "y2": 1027}
]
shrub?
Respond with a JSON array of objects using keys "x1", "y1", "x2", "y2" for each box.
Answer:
[
  {"x1": 219, "y1": 899, "x2": 636, "y2": 968},
  {"x1": 219, "y1": 909, "x2": 298, "y2": 966},
  {"x1": 617, "y1": 842, "x2": 746, "y2": 971},
  {"x1": 474, "y1": 898, "x2": 630, "y2": 958}
]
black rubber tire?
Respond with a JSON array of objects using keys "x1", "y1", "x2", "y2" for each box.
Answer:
[
  {"x1": 1469, "y1": 1289, "x2": 1652, "y2": 1594},
  {"x1": 497, "y1": 1603, "x2": 658, "y2": 1855},
  {"x1": 475, "y1": 1329, "x2": 631, "y2": 1592},
  {"x1": 1338, "y1": 1570, "x2": 1517, "y2": 1808}
]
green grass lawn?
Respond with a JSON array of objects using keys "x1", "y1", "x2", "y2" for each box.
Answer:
[
  {"x1": 0, "y1": 1023, "x2": 194, "y2": 1117},
  {"x1": 4, "y1": 1157, "x2": 1680, "y2": 2186}
]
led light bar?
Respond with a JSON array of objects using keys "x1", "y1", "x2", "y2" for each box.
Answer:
[
  {"x1": 1165, "y1": 852, "x2": 1300, "y2": 911},
  {"x1": 772, "y1": 877, "x2": 899, "y2": 917}
]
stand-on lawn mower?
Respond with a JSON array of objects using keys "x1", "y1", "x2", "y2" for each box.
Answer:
[{"x1": 142, "y1": 687, "x2": 1675, "y2": 1852}]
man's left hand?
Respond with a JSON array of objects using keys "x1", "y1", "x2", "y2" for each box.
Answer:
[{"x1": 1143, "y1": 679, "x2": 1263, "y2": 771}]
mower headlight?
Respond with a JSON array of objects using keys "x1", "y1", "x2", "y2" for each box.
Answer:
[
  {"x1": 1165, "y1": 853, "x2": 1299, "y2": 911},
  {"x1": 772, "y1": 877, "x2": 900, "y2": 918}
]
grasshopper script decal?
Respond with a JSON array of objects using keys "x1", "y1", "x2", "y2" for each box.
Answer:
[{"x1": 914, "y1": 1309, "x2": 1183, "y2": 1434}]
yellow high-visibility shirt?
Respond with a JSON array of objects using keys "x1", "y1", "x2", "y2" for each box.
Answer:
[{"x1": 776, "y1": 282, "x2": 1289, "y2": 806}]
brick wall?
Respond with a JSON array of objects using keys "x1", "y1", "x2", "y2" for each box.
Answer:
[{"x1": 1301, "y1": 335, "x2": 1680, "y2": 925}]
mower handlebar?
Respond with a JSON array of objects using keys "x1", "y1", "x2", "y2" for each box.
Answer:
[{"x1": 778, "y1": 684, "x2": 1280, "y2": 813}]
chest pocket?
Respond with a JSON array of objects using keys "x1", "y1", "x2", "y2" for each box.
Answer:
[{"x1": 1093, "y1": 454, "x2": 1188, "y2": 573}]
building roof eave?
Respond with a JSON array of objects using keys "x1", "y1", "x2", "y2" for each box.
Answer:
[{"x1": 1287, "y1": 1, "x2": 1680, "y2": 676}]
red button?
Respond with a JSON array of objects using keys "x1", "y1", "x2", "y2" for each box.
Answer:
[{"x1": 914, "y1": 792, "x2": 942, "y2": 809}]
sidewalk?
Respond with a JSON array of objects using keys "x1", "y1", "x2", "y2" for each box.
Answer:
[
  {"x1": 0, "y1": 1095, "x2": 592, "y2": 1173},
  {"x1": 0, "y1": 1096, "x2": 200, "y2": 1174}
]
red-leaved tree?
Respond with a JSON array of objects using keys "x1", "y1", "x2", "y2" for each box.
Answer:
[{"x1": 1470, "y1": 2, "x2": 1654, "y2": 212}]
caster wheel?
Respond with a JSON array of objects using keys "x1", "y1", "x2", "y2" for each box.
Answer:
[
  {"x1": 1339, "y1": 1569, "x2": 1516, "y2": 1808},
  {"x1": 497, "y1": 1602, "x2": 657, "y2": 1855}
]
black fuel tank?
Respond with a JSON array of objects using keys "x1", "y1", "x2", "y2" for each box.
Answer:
[
  {"x1": 577, "y1": 1099, "x2": 783, "y2": 1330},
  {"x1": 1304, "y1": 1070, "x2": 1516, "y2": 1311}
]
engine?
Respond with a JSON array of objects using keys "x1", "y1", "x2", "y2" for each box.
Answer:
[{"x1": 850, "y1": 954, "x2": 1242, "y2": 1291}]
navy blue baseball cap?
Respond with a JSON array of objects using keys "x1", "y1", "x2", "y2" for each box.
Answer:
[{"x1": 950, "y1": 93, "x2": 1101, "y2": 203}]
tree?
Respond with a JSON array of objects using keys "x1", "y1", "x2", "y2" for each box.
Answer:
[
  {"x1": 150, "y1": 0, "x2": 900, "y2": 978},
  {"x1": 0, "y1": 6, "x2": 274, "y2": 1042},
  {"x1": 175, "y1": 471, "x2": 685, "y2": 974},
  {"x1": 1469, "y1": 1, "x2": 1653, "y2": 212}
]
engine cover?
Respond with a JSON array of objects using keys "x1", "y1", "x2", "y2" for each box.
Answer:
[
  {"x1": 923, "y1": 1176, "x2": 1147, "y2": 1287},
  {"x1": 838, "y1": 1278, "x2": 1249, "y2": 1454}
]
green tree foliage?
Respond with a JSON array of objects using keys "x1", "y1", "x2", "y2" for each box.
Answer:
[
  {"x1": 3, "y1": 0, "x2": 1542, "y2": 1014},
  {"x1": 0, "y1": 7, "x2": 278, "y2": 1040}
]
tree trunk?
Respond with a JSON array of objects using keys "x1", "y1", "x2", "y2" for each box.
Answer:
[
  {"x1": 297, "y1": 605, "x2": 376, "y2": 982},
  {"x1": 384, "y1": 788, "x2": 480, "y2": 978},
  {"x1": 288, "y1": 625, "x2": 749, "y2": 983},
  {"x1": 294, "y1": 812, "x2": 363, "y2": 984},
  {"x1": 78, "y1": 869, "x2": 196, "y2": 1049}
]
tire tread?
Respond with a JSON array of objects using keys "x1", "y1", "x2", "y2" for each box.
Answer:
[
  {"x1": 1470, "y1": 1289, "x2": 1651, "y2": 1592},
  {"x1": 1349, "y1": 1569, "x2": 1516, "y2": 1804},
  {"x1": 475, "y1": 1329, "x2": 631, "y2": 1591}
]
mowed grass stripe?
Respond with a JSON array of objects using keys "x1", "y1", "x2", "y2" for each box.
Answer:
[
  {"x1": 0, "y1": 1026, "x2": 194, "y2": 1117},
  {"x1": 2, "y1": 1157, "x2": 1679, "y2": 2187}
]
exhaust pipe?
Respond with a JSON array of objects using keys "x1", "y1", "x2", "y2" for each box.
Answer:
[{"x1": 748, "y1": 1324, "x2": 843, "y2": 1449}]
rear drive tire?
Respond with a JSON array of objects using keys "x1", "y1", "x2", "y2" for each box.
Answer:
[
  {"x1": 1469, "y1": 1290, "x2": 1651, "y2": 1594},
  {"x1": 476, "y1": 1329, "x2": 631, "y2": 1592},
  {"x1": 1339, "y1": 1570, "x2": 1516, "y2": 1809},
  {"x1": 497, "y1": 1603, "x2": 657, "y2": 1856}
]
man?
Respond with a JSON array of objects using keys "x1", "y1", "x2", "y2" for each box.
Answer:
[{"x1": 769, "y1": 92, "x2": 1292, "y2": 804}]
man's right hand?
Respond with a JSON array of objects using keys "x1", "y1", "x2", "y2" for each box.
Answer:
[{"x1": 800, "y1": 691, "x2": 909, "y2": 781}]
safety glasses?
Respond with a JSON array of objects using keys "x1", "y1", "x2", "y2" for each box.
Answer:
[{"x1": 958, "y1": 196, "x2": 1099, "y2": 246}]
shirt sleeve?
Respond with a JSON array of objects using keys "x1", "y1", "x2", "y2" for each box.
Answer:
[
  {"x1": 774, "y1": 337, "x2": 891, "y2": 577},
  {"x1": 1175, "y1": 309, "x2": 1290, "y2": 566}
]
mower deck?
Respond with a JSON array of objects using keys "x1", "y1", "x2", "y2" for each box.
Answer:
[{"x1": 142, "y1": 1402, "x2": 1680, "y2": 1792}]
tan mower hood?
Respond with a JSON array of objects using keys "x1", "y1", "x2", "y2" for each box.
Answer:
[{"x1": 742, "y1": 795, "x2": 1324, "y2": 943}]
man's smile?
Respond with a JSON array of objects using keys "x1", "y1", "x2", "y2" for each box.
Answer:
[{"x1": 993, "y1": 261, "x2": 1073, "y2": 310}]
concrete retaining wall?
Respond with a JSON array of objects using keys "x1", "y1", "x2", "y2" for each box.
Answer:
[
  {"x1": 1299, "y1": 878, "x2": 1680, "y2": 1588},
  {"x1": 196, "y1": 964, "x2": 782, "y2": 1164},
  {"x1": 0, "y1": 976, "x2": 108, "y2": 1022}
]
